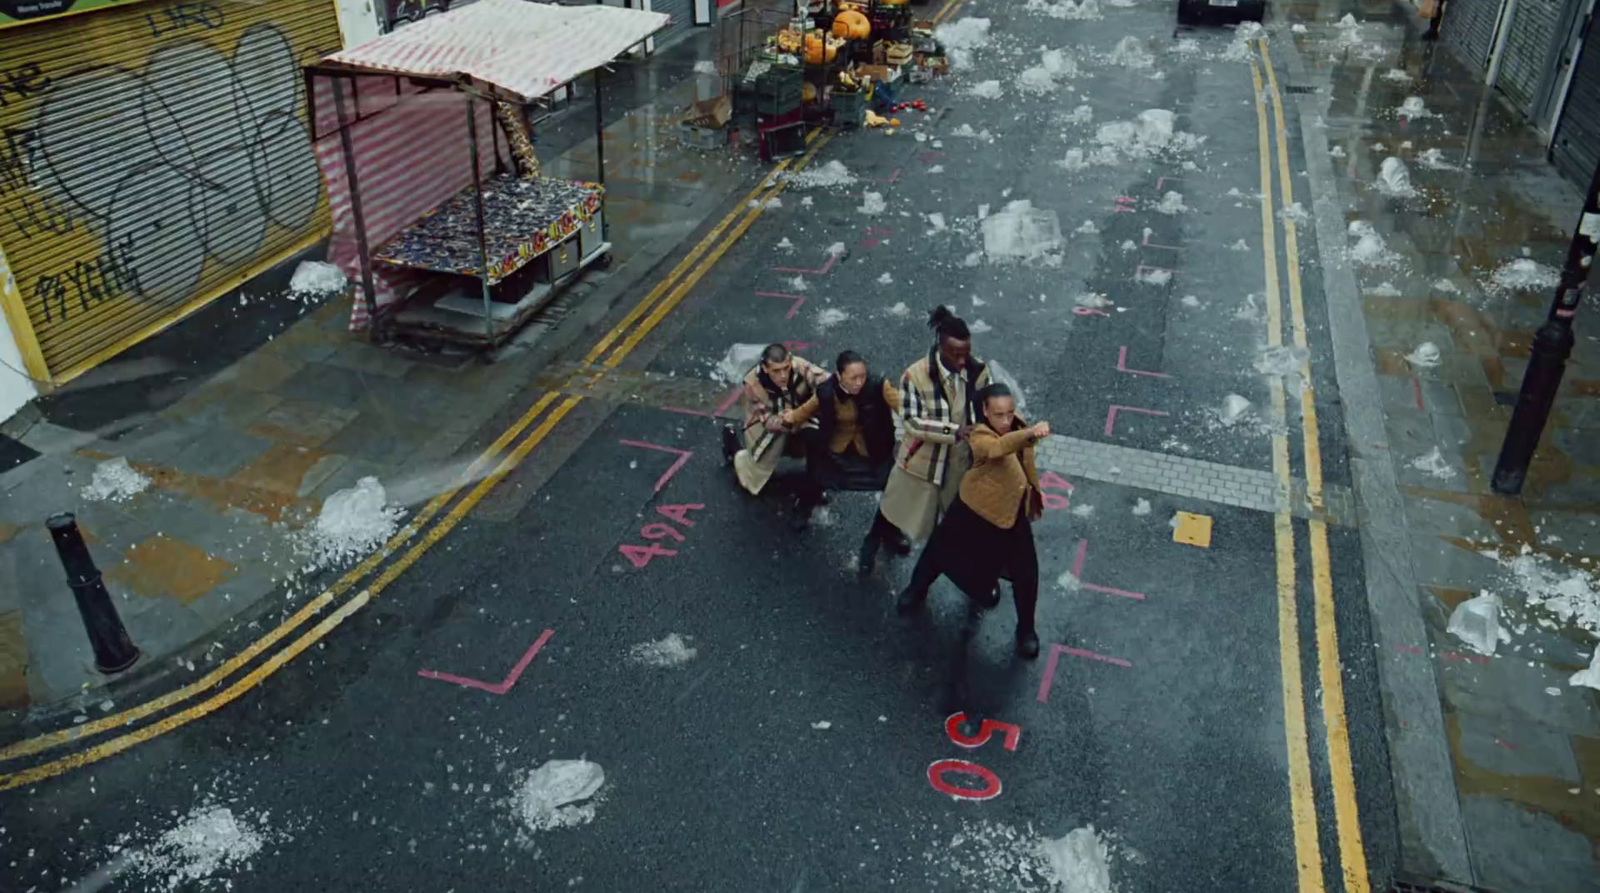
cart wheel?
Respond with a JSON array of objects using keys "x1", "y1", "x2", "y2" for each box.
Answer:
[{"x1": 595, "y1": 252, "x2": 614, "y2": 269}]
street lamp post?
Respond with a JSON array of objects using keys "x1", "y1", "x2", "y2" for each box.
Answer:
[{"x1": 1490, "y1": 159, "x2": 1600, "y2": 495}]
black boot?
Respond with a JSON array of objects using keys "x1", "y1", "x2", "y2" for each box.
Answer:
[
  {"x1": 884, "y1": 528, "x2": 912, "y2": 556},
  {"x1": 895, "y1": 585, "x2": 927, "y2": 615},
  {"x1": 720, "y1": 426, "x2": 740, "y2": 465},
  {"x1": 857, "y1": 534, "x2": 881, "y2": 578},
  {"x1": 1016, "y1": 628, "x2": 1040, "y2": 660}
]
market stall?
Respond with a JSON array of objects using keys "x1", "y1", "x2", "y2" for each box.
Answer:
[{"x1": 305, "y1": 0, "x2": 669, "y2": 348}]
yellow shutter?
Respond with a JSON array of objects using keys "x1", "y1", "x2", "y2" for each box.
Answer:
[{"x1": 0, "y1": 0, "x2": 341, "y2": 384}]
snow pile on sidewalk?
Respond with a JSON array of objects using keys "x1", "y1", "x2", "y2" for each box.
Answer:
[
  {"x1": 1092, "y1": 109, "x2": 1204, "y2": 162},
  {"x1": 1025, "y1": 0, "x2": 1104, "y2": 20},
  {"x1": 786, "y1": 160, "x2": 857, "y2": 189},
  {"x1": 1347, "y1": 221, "x2": 1399, "y2": 266},
  {"x1": 1405, "y1": 342, "x2": 1442, "y2": 368},
  {"x1": 925, "y1": 820, "x2": 1123, "y2": 891},
  {"x1": 126, "y1": 805, "x2": 269, "y2": 891},
  {"x1": 858, "y1": 191, "x2": 887, "y2": 214},
  {"x1": 968, "y1": 79, "x2": 1005, "y2": 100},
  {"x1": 81, "y1": 456, "x2": 152, "y2": 503},
  {"x1": 629, "y1": 633, "x2": 698, "y2": 668},
  {"x1": 1377, "y1": 157, "x2": 1417, "y2": 197},
  {"x1": 1448, "y1": 593, "x2": 1507, "y2": 656},
  {"x1": 511, "y1": 759, "x2": 606, "y2": 833},
  {"x1": 1107, "y1": 36, "x2": 1154, "y2": 69},
  {"x1": 1504, "y1": 553, "x2": 1600, "y2": 640},
  {"x1": 1017, "y1": 49, "x2": 1077, "y2": 94},
  {"x1": 288, "y1": 261, "x2": 347, "y2": 299},
  {"x1": 301, "y1": 476, "x2": 405, "y2": 568},
  {"x1": 1489, "y1": 258, "x2": 1560, "y2": 292},
  {"x1": 982, "y1": 201, "x2": 1063, "y2": 263},
  {"x1": 1398, "y1": 96, "x2": 1432, "y2": 118},
  {"x1": 1418, "y1": 148, "x2": 1459, "y2": 170},
  {"x1": 1220, "y1": 21, "x2": 1265, "y2": 61}
]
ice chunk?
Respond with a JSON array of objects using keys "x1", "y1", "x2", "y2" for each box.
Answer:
[
  {"x1": 512, "y1": 759, "x2": 605, "y2": 832},
  {"x1": 303, "y1": 477, "x2": 405, "y2": 567},
  {"x1": 1075, "y1": 220, "x2": 1100, "y2": 234},
  {"x1": 1409, "y1": 447, "x2": 1457, "y2": 480},
  {"x1": 629, "y1": 634, "x2": 698, "y2": 668},
  {"x1": 1230, "y1": 239, "x2": 1249, "y2": 251},
  {"x1": 693, "y1": 60, "x2": 718, "y2": 75},
  {"x1": 1025, "y1": 0, "x2": 1103, "y2": 20},
  {"x1": 1399, "y1": 96, "x2": 1431, "y2": 117},
  {"x1": 1038, "y1": 825, "x2": 1113, "y2": 893},
  {"x1": 1135, "y1": 267, "x2": 1172, "y2": 286},
  {"x1": 1382, "y1": 68, "x2": 1412, "y2": 83},
  {"x1": 787, "y1": 160, "x2": 857, "y2": 188},
  {"x1": 1347, "y1": 221, "x2": 1397, "y2": 266},
  {"x1": 1447, "y1": 593, "x2": 1503, "y2": 656},
  {"x1": 887, "y1": 301, "x2": 910, "y2": 317},
  {"x1": 81, "y1": 457, "x2": 151, "y2": 503},
  {"x1": 1431, "y1": 279, "x2": 1460, "y2": 293},
  {"x1": 1571, "y1": 650, "x2": 1600, "y2": 691},
  {"x1": 817, "y1": 308, "x2": 852, "y2": 328},
  {"x1": 1219, "y1": 394, "x2": 1252, "y2": 426},
  {"x1": 811, "y1": 720, "x2": 833, "y2": 730},
  {"x1": 1155, "y1": 191, "x2": 1187, "y2": 214},
  {"x1": 935, "y1": 17, "x2": 991, "y2": 51},
  {"x1": 1490, "y1": 258, "x2": 1559, "y2": 291},
  {"x1": 1108, "y1": 36, "x2": 1154, "y2": 69},
  {"x1": 1056, "y1": 569, "x2": 1082, "y2": 591},
  {"x1": 1418, "y1": 148, "x2": 1459, "y2": 170},
  {"x1": 1132, "y1": 499, "x2": 1152, "y2": 516},
  {"x1": 1255, "y1": 345, "x2": 1308, "y2": 377},
  {"x1": 927, "y1": 212, "x2": 947, "y2": 231},
  {"x1": 1075, "y1": 292, "x2": 1112, "y2": 308},
  {"x1": 1377, "y1": 157, "x2": 1416, "y2": 197},
  {"x1": 1404, "y1": 342, "x2": 1442, "y2": 368},
  {"x1": 877, "y1": 272, "x2": 894, "y2": 285},
  {"x1": 858, "y1": 191, "x2": 887, "y2": 214},
  {"x1": 981, "y1": 200, "x2": 1063, "y2": 262},
  {"x1": 714, "y1": 343, "x2": 767, "y2": 385},
  {"x1": 289, "y1": 260, "x2": 347, "y2": 298},
  {"x1": 968, "y1": 79, "x2": 1004, "y2": 99}
]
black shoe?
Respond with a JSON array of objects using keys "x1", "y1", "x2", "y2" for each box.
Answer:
[
  {"x1": 1016, "y1": 629, "x2": 1040, "y2": 659},
  {"x1": 971, "y1": 584, "x2": 1001, "y2": 611},
  {"x1": 884, "y1": 529, "x2": 912, "y2": 556},
  {"x1": 895, "y1": 586, "x2": 926, "y2": 615},
  {"x1": 857, "y1": 536, "x2": 880, "y2": 577},
  {"x1": 720, "y1": 426, "x2": 740, "y2": 465}
]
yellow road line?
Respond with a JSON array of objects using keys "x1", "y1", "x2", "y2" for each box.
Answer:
[
  {"x1": 1, "y1": 135, "x2": 834, "y2": 788},
  {"x1": 1251, "y1": 52, "x2": 1327, "y2": 893},
  {"x1": 933, "y1": 0, "x2": 964, "y2": 24},
  {"x1": 1260, "y1": 40, "x2": 1371, "y2": 893}
]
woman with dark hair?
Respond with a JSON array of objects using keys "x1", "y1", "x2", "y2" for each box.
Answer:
[
  {"x1": 879, "y1": 306, "x2": 993, "y2": 544},
  {"x1": 896, "y1": 382, "x2": 1051, "y2": 658},
  {"x1": 783, "y1": 350, "x2": 912, "y2": 573}
]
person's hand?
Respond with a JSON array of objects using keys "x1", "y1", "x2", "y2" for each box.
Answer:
[
  {"x1": 779, "y1": 410, "x2": 795, "y2": 427},
  {"x1": 956, "y1": 424, "x2": 973, "y2": 441},
  {"x1": 1030, "y1": 421, "x2": 1051, "y2": 439},
  {"x1": 766, "y1": 415, "x2": 787, "y2": 433}
]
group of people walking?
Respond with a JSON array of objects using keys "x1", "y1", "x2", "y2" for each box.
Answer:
[{"x1": 720, "y1": 306, "x2": 1051, "y2": 658}]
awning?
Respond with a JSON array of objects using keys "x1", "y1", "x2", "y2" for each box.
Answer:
[{"x1": 320, "y1": 0, "x2": 671, "y2": 99}]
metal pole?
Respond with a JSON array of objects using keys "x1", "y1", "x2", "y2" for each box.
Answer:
[
  {"x1": 330, "y1": 76, "x2": 379, "y2": 329},
  {"x1": 465, "y1": 90, "x2": 494, "y2": 341},
  {"x1": 1485, "y1": 0, "x2": 1520, "y2": 89},
  {"x1": 1490, "y1": 157, "x2": 1600, "y2": 494},
  {"x1": 47, "y1": 513, "x2": 140, "y2": 674},
  {"x1": 593, "y1": 66, "x2": 609, "y2": 240}
]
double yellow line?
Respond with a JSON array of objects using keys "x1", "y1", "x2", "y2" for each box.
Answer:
[
  {"x1": 1251, "y1": 42, "x2": 1369, "y2": 893},
  {"x1": 0, "y1": 130, "x2": 835, "y2": 791}
]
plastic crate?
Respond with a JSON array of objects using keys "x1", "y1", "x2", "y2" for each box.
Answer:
[
  {"x1": 678, "y1": 122, "x2": 724, "y2": 150},
  {"x1": 832, "y1": 91, "x2": 867, "y2": 129}
]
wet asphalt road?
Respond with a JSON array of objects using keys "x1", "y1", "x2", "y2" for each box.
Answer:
[{"x1": 2, "y1": 3, "x2": 1400, "y2": 891}]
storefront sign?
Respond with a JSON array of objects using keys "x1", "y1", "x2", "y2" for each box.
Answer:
[{"x1": 0, "y1": 0, "x2": 153, "y2": 29}]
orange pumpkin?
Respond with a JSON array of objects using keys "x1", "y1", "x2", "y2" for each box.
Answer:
[
  {"x1": 832, "y1": 9, "x2": 870, "y2": 40},
  {"x1": 804, "y1": 32, "x2": 838, "y2": 65}
]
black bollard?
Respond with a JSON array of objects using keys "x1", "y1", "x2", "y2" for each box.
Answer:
[{"x1": 46, "y1": 513, "x2": 140, "y2": 674}]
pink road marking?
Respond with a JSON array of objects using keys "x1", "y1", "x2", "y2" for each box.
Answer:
[
  {"x1": 1141, "y1": 230, "x2": 1183, "y2": 251},
  {"x1": 755, "y1": 290, "x2": 807, "y2": 319},
  {"x1": 1104, "y1": 404, "x2": 1169, "y2": 437},
  {"x1": 859, "y1": 226, "x2": 894, "y2": 249},
  {"x1": 772, "y1": 250, "x2": 842, "y2": 275},
  {"x1": 662, "y1": 388, "x2": 741, "y2": 419},
  {"x1": 1070, "y1": 539, "x2": 1146, "y2": 600},
  {"x1": 783, "y1": 340, "x2": 824, "y2": 352},
  {"x1": 418, "y1": 628, "x2": 555, "y2": 695},
  {"x1": 1412, "y1": 379, "x2": 1424, "y2": 411},
  {"x1": 1116, "y1": 346, "x2": 1171, "y2": 379},
  {"x1": 619, "y1": 439, "x2": 693, "y2": 492},
  {"x1": 714, "y1": 387, "x2": 743, "y2": 416},
  {"x1": 1155, "y1": 176, "x2": 1184, "y2": 191},
  {"x1": 1037, "y1": 643, "x2": 1133, "y2": 702},
  {"x1": 873, "y1": 168, "x2": 903, "y2": 183}
]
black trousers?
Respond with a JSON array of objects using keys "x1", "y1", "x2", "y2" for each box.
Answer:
[{"x1": 907, "y1": 499, "x2": 1039, "y2": 634}]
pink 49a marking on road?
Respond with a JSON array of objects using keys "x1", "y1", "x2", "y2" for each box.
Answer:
[
  {"x1": 418, "y1": 628, "x2": 556, "y2": 695},
  {"x1": 1115, "y1": 346, "x2": 1171, "y2": 379},
  {"x1": 1036, "y1": 643, "x2": 1133, "y2": 703},
  {"x1": 1104, "y1": 404, "x2": 1169, "y2": 437},
  {"x1": 1071, "y1": 539, "x2": 1146, "y2": 600},
  {"x1": 619, "y1": 439, "x2": 693, "y2": 493}
]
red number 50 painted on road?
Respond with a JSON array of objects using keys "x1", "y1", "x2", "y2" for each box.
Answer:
[{"x1": 927, "y1": 713, "x2": 1022, "y2": 801}]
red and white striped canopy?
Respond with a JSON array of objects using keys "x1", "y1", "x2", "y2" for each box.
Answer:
[{"x1": 323, "y1": 0, "x2": 670, "y2": 99}]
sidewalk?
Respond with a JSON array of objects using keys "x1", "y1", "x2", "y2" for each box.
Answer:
[
  {"x1": 1282, "y1": 5, "x2": 1599, "y2": 891},
  {"x1": 0, "y1": 29, "x2": 757, "y2": 732}
]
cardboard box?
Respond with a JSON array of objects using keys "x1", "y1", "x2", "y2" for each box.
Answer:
[
  {"x1": 682, "y1": 94, "x2": 732, "y2": 128},
  {"x1": 855, "y1": 63, "x2": 899, "y2": 84}
]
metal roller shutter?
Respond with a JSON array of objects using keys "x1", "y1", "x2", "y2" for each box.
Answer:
[
  {"x1": 1499, "y1": 0, "x2": 1563, "y2": 117},
  {"x1": 0, "y1": 0, "x2": 340, "y2": 383},
  {"x1": 652, "y1": 0, "x2": 695, "y2": 48},
  {"x1": 1443, "y1": 0, "x2": 1505, "y2": 73},
  {"x1": 1552, "y1": 26, "x2": 1600, "y2": 186}
]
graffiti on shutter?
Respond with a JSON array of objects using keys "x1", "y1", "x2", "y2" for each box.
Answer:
[{"x1": 0, "y1": 0, "x2": 336, "y2": 381}]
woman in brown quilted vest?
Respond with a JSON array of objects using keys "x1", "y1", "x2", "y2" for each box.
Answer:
[{"x1": 895, "y1": 382, "x2": 1051, "y2": 658}]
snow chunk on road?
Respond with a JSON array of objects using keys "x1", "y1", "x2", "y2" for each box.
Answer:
[
  {"x1": 787, "y1": 160, "x2": 857, "y2": 188},
  {"x1": 82, "y1": 456, "x2": 151, "y2": 503},
  {"x1": 1219, "y1": 394, "x2": 1252, "y2": 426},
  {"x1": 1399, "y1": 96, "x2": 1432, "y2": 117},
  {"x1": 858, "y1": 191, "x2": 887, "y2": 214},
  {"x1": 128, "y1": 805, "x2": 269, "y2": 891},
  {"x1": 1094, "y1": 109, "x2": 1203, "y2": 160},
  {"x1": 817, "y1": 308, "x2": 852, "y2": 329},
  {"x1": 1135, "y1": 267, "x2": 1171, "y2": 286},
  {"x1": 1348, "y1": 221, "x2": 1399, "y2": 266},
  {"x1": 1447, "y1": 593, "x2": 1506, "y2": 656},
  {"x1": 1108, "y1": 36, "x2": 1154, "y2": 69},
  {"x1": 1155, "y1": 191, "x2": 1187, "y2": 214},
  {"x1": 1418, "y1": 148, "x2": 1459, "y2": 170},
  {"x1": 1382, "y1": 68, "x2": 1412, "y2": 83},
  {"x1": 1409, "y1": 446, "x2": 1457, "y2": 480},
  {"x1": 714, "y1": 343, "x2": 765, "y2": 385},
  {"x1": 1025, "y1": 0, "x2": 1103, "y2": 19},
  {"x1": 982, "y1": 200, "x2": 1063, "y2": 263},
  {"x1": 302, "y1": 476, "x2": 405, "y2": 568},
  {"x1": 1505, "y1": 553, "x2": 1600, "y2": 640},
  {"x1": 1490, "y1": 258, "x2": 1560, "y2": 292},
  {"x1": 629, "y1": 634, "x2": 698, "y2": 668},
  {"x1": 512, "y1": 760, "x2": 605, "y2": 832},
  {"x1": 289, "y1": 261, "x2": 347, "y2": 299},
  {"x1": 968, "y1": 79, "x2": 1004, "y2": 99},
  {"x1": 1405, "y1": 342, "x2": 1442, "y2": 368},
  {"x1": 1132, "y1": 498, "x2": 1152, "y2": 516},
  {"x1": 1571, "y1": 651, "x2": 1600, "y2": 691},
  {"x1": 1039, "y1": 825, "x2": 1115, "y2": 893},
  {"x1": 1377, "y1": 157, "x2": 1416, "y2": 197},
  {"x1": 935, "y1": 16, "x2": 991, "y2": 49}
]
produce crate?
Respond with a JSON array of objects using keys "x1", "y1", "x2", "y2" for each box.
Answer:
[
  {"x1": 678, "y1": 122, "x2": 725, "y2": 150},
  {"x1": 832, "y1": 90, "x2": 867, "y2": 129}
]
